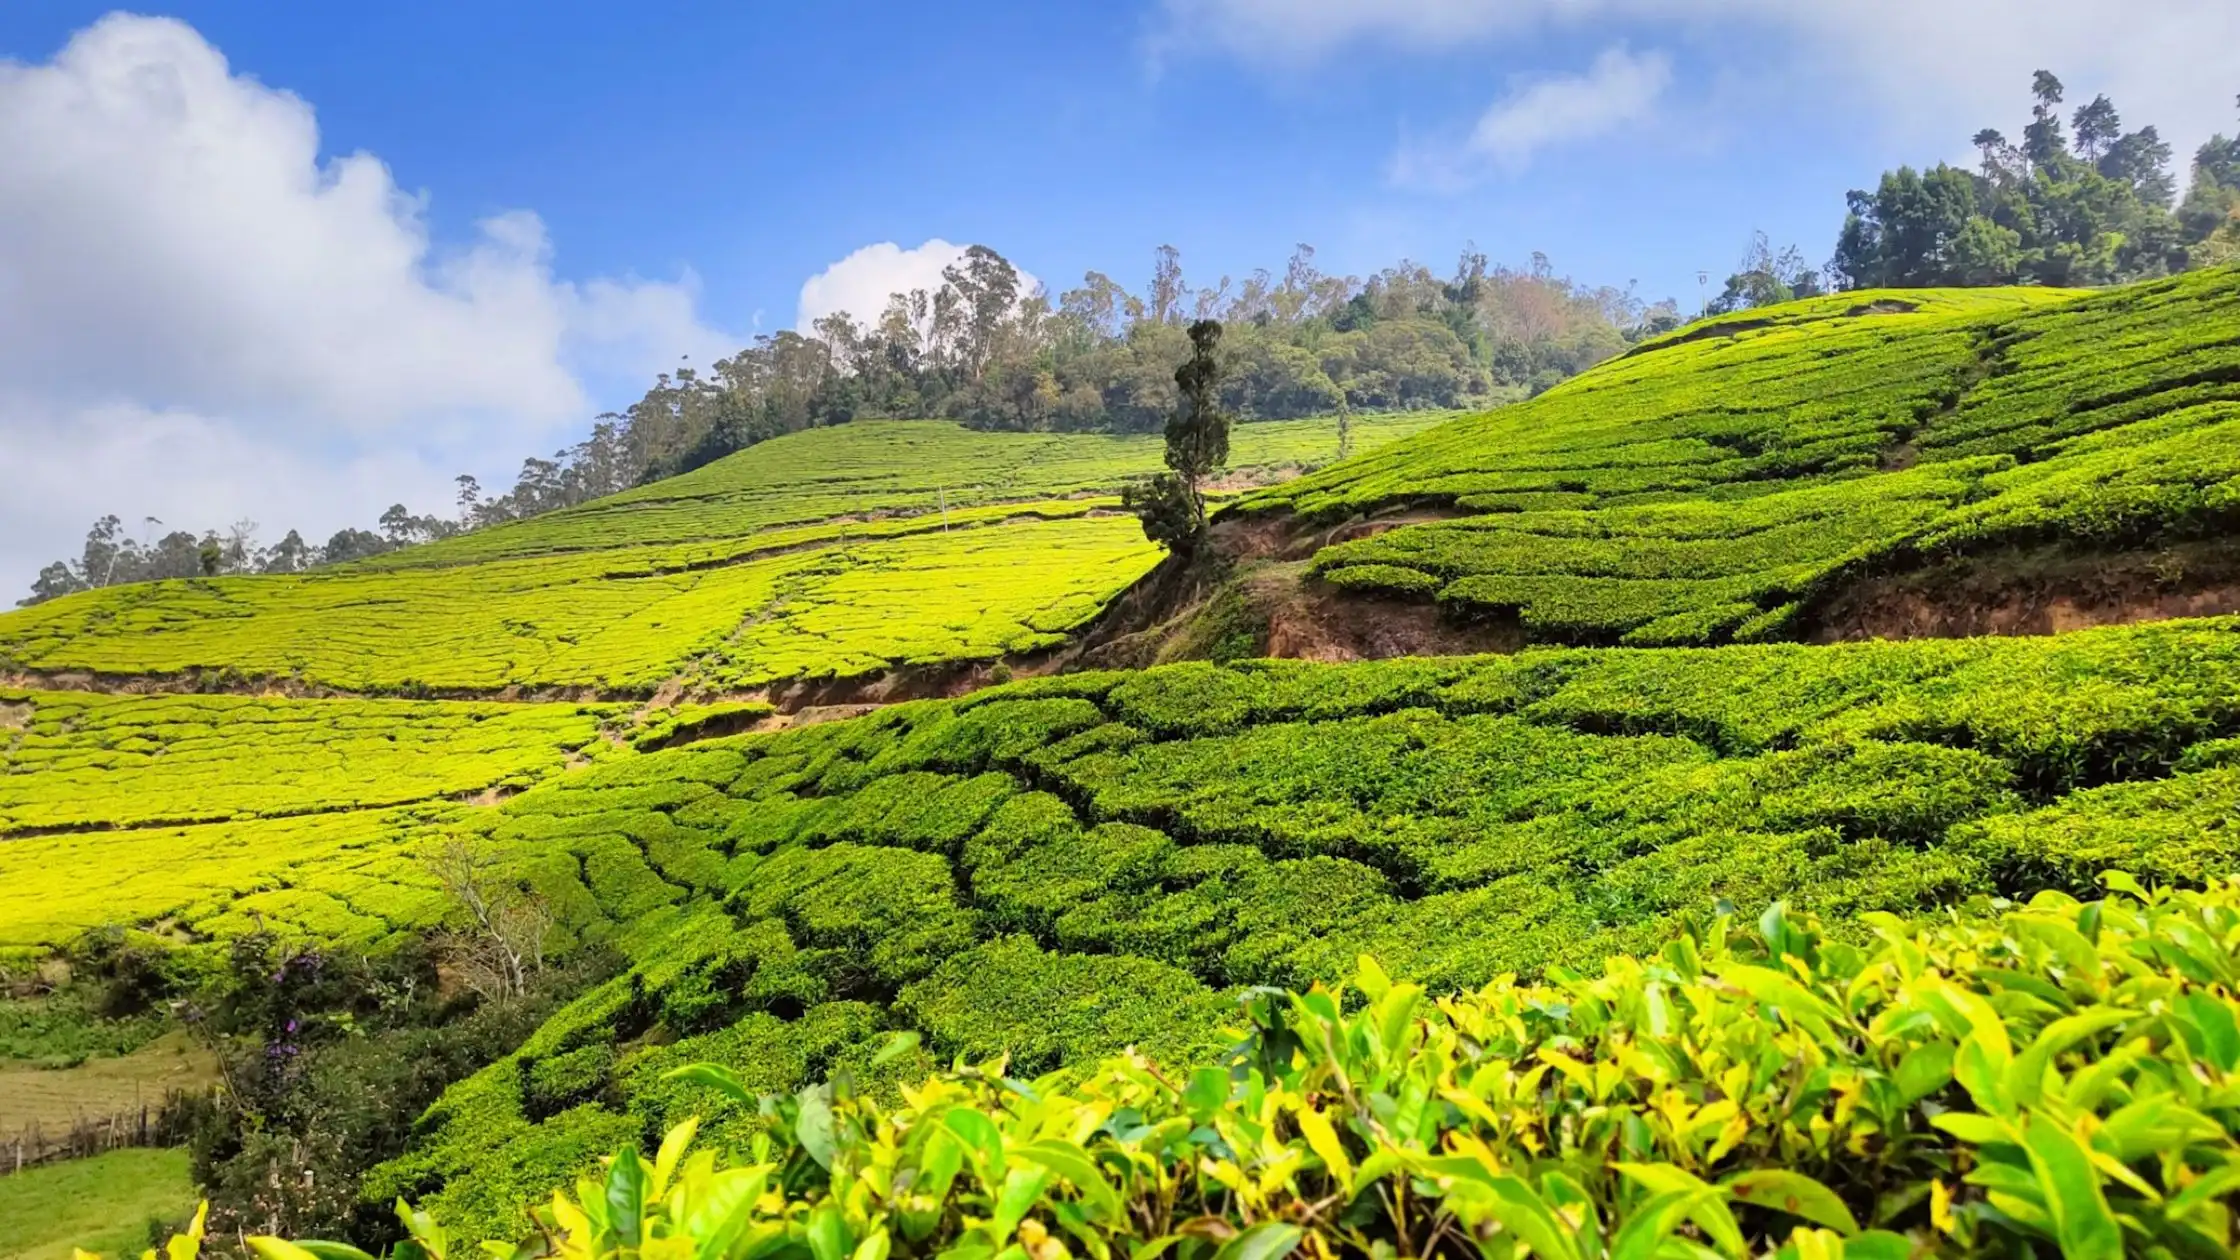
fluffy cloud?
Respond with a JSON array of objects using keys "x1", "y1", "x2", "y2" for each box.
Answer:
[
  {"x1": 0, "y1": 398, "x2": 460, "y2": 581},
  {"x1": 796, "y1": 239, "x2": 1040, "y2": 333},
  {"x1": 1160, "y1": 0, "x2": 2240, "y2": 156},
  {"x1": 0, "y1": 13, "x2": 733, "y2": 593},
  {"x1": 1394, "y1": 46, "x2": 1671, "y2": 185}
]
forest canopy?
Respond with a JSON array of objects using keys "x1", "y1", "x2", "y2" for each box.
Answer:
[{"x1": 1831, "y1": 75, "x2": 2240, "y2": 288}]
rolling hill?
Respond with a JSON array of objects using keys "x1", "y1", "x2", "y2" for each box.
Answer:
[
  {"x1": 356, "y1": 617, "x2": 2240, "y2": 1233},
  {"x1": 0, "y1": 413, "x2": 1449, "y2": 698},
  {"x1": 5, "y1": 269, "x2": 2239, "y2": 1248},
  {"x1": 1243, "y1": 270, "x2": 2240, "y2": 645}
]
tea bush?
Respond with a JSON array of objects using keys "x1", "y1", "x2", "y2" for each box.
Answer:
[
  {"x1": 357, "y1": 617, "x2": 2240, "y2": 1237},
  {"x1": 0, "y1": 516, "x2": 1159, "y2": 696},
  {"x1": 1252, "y1": 269, "x2": 2240, "y2": 643},
  {"x1": 137, "y1": 877, "x2": 2240, "y2": 1258},
  {"x1": 0, "y1": 414, "x2": 1446, "y2": 696},
  {"x1": 0, "y1": 691, "x2": 622, "y2": 961}
]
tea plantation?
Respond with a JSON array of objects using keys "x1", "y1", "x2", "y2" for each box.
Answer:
[
  {"x1": 1251, "y1": 269, "x2": 2240, "y2": 643},
  {"x1": 356, "y1": 617, "x2": 2240, "y2": 1235},
  {"x1": 10, "y1": 274, "x2": 2240, "y2": 1253},
  {"x1": 0, "y1": 414, "x2": 1444, "y2": 696},
  {"x1": 0, "y1": 690, "x2": 622, "y2": 961}
]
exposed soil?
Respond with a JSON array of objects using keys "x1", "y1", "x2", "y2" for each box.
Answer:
[
  {"x1": 1844, "y1": 299, "x2": 1921, "y2": 318},
  {"x1": 1208, "y1": 502, "x2": 1472, "y2": 564},
  {"x1": 1250, "y1": 565, "x2": 1520, "y2": 662},
  {"x1": 1802, "y1": 541, "x2": 2240, "y2": 642},
  {"x1": 1044, "y1": 503, "x2": 1515, "y2": 672}
]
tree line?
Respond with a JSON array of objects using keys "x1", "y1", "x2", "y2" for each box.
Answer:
[
  {"x1": 1693, "y1": 75, "x2": 2238, "y2": 318},
  {"x1": 1832, "y1": 74, "x2": 2239, "y2": 290},
  {"x1": 458, "y1": 241, "x2": 1673, "y2": 510},
  {"x1": 19, "y1": 244, "x2": 1672, "y2": 605}
]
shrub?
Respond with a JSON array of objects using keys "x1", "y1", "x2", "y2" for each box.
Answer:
[{"x1": 144, "y1": 876, "x2": 2240, "y2": 1260}]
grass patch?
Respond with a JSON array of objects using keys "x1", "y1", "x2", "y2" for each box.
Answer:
[{"x1": 0, "y1": 1148, "x2": 197, "y2": 1260}]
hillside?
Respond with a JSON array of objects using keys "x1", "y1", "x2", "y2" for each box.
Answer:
[
  {"x1": 5, "y1": 272, "x2": 2240, "y2": 1249},
  {"x1": 0, "y1": 413, "x2": 1446, "y2": 699},
  {"x1": 1240, "y1": 270, "x2": 2240, "y2": 645},
  {"x1": 364, "y1": 618, "x2": 2240, "y2": 1234}
]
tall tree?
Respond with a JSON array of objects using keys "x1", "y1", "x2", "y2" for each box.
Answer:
[
  {"x1": 1124, "y1": 319, "x2": 1230, "y2": 555},
  {"x1": 2071, "y1": 94, "x2": 2121, "y2": 163},
  {"x1": 1833, "y1": 73, "x2": 2223, "y2": 291},
  {"x1": 2023, "y1": 71, "x2": 2069, "y2": 168},
  {"x1": 1149, "y1": 245, "x2": 1186, "y2": 326}
]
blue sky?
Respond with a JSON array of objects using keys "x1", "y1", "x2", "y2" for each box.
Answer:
[{"x1": 0, "y1": 1, "x2": 2234, "y2": 592}]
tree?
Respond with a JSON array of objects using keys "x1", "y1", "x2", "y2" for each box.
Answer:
[
  {"x1": 1705, "y1": 232, "x2": 1825, "y2": 313},
  {"x1": 2071, "y1": 94, "x2": 2121, "y2": 163},
  {"x1": 1149, "y1": 245, "x2": 1186, "y2": 326},
  {"x1": 20, "y1": 562, "x2": 82, "y2": 606},
  {"x1": 262, "y1": 530, "x2": 313, "y2": 574},
  {"x1": 1124, "y1": 319, "x2": 1230, "y2": 555},
  {"x1": 1832, "y1": 73, "x2": 2220, "y2": 291},
  {"x1": 321, "y1": 528, "x2": 392, "y2": 565},
  {"x1": 2023, "y1": 71, "x2": 2068, "y2": 168},
  {"x1": 426, "y1": 838, "x2": 551, "y2": 1003}
]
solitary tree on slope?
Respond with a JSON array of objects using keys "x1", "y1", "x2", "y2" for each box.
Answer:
[{"x1": 1125, "y1": 318, "x2": 1231, "y2": 556}]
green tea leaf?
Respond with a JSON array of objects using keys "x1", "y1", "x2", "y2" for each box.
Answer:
[
  {"x1": 2021, "y1": 1117, "x2": 2123, "y2": 1260},
  {"x1": 1015, "y1": 1138, "x2": 1127, "y2": 1223},
  {"x1": 1723, "y1": 1170, "x2": 1860, "y2": 1235},
  {"x1": 1182, "y1": 1067, "x2": 1229, "y2": 1123},
  {"x1": 665, "y1": 1062, "x2": 757, "y2": 1104},
  {"x1": 795, "y1": 1083, "x2": 838, "y2": 1171},
  {"x1": 871, "y1": 1031, "x2": 922, "y2": 1069},
  {"x1": 603, "y1": 1149, "x2": 648, "y2": 1247},
  {"x1": 1211, "y1": 1223, "x2": 1301, "y2": 1260}
]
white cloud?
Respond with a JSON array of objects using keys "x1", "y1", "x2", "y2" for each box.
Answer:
[
  {"x1": 797, "y1": 240, "x2": 969, "y2": 333},
  {"x1": 1396, "y1": 46, "x2": 1671, "y2": 185},
  {"x1": 1160, "y1": 0, "x2": 2240, "y2": 157},
  {"x1": 0, "y1": 398, "x2": 459, "y2": 590},
  {"x1": 796, "y1": 240, "x2": 1041, "y2": 334},
  {"x1": 0, "y1": 13, "x2": 734, "y2": 594}
]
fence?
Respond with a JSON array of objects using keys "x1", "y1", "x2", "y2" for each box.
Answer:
[{"x1": 3, "y1": 1088, "x2": 210, "y2": 1175}]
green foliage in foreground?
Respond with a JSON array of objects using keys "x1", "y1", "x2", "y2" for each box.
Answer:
[
  {"x1": 139, "y1": 879, "x2": 2240, "y2": 1259},
  {"x1": 1251, "y1": 268, "x2": 2240, "y2": 644},
  {"x1": 359, "y1": 618, "x2": 2240, "y2": 1238}
]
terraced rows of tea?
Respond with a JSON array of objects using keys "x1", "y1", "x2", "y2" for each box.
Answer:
[
  {"x1": 1247, "y1": 269, "x2": 2240, "y2": 644},
  {"x1": 0, "y1": 414, "x2": 1435, "y2": 962},
  {"x1": 0, "y1": 414, "x2": 1445, "y2": 696},
  {"x1": 0, "y1": 690, "x2": 622, "y2": 960},
  {"x1": 353, "y1": 618, "x2": 2240, "y2": 1234},
  {"x1": 8, "y1": 274, "x2": 2240, "y2": 1248}
]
